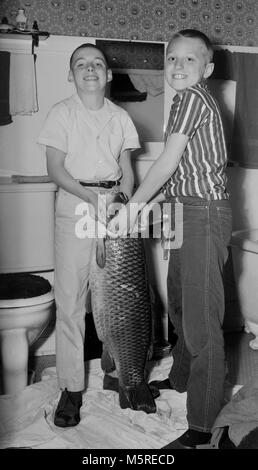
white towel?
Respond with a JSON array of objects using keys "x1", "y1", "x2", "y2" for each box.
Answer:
[
  {"x1": 128, "y1": 70, "x2": 164, "y2": 97},
  {"x1": 9, "y1": 53, "x2": 38, "y2": 116}
]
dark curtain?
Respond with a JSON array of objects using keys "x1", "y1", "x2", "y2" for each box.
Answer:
[
  {"x1": 0, "y1": 51, "x2": 12, "y2": 126},
  {"x1": 213, "y1": 49, "x2": 258, "y2": 169},
  {"x1": 110, "y1": 73, "x2": 147, "y2": 102}
]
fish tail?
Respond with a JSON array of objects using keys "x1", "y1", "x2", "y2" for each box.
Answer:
[{"x1": 119, "y1": 382, "x2": 156, "y2": 414}]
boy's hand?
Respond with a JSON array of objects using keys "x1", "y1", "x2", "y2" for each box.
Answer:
[
  {"x1": 107, "y1": 203, "x2": 139, "y2": 238},
  {"x1": 87, "y1": 192, "x2": 107, "y2": 226}
]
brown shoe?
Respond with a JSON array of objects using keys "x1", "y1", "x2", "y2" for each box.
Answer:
[{"x1": 54, "y1": 389, "x2": 82, "y2": 428}]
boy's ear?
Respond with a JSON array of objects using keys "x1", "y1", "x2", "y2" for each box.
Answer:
[
  {"x1": 203, "y1": 62, "x2": 214, "y2": 79},
  {"x1": 68, "y1": 69, "x2": 74, "y2": 83},
  {"x1": 107, "y1": 69, "x2": 113, "y2": 83}
]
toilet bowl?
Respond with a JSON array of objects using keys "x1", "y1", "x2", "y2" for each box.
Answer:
[
  {"x1": 231, "y1": 229, "x2": 258, "y2": 350},
  {"x1": 0, "y1": 273, "x2": 55, "y2": 394}
]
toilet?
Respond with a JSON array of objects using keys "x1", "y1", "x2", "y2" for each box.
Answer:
[
  {"x1": 0, "y1": 273, "x2": 55, "y2": 394},
  {"x1": 0, "y1": 180, "x2": 57, "y2": 394},
  {"x1": 231, "y1": 229, "x2": 258, "y2": 350}
]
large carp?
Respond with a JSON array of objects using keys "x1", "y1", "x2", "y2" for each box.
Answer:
[{"x1": 89, "y1": 193, "x2": 156, "y2": 414}]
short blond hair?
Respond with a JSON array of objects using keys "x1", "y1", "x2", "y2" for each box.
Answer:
[{"x1": 167, "y1": 29, "x2": 214, "y2": 63}]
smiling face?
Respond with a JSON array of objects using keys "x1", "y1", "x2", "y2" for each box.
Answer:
[
  {"x1": 165, "y1": 36, "x2": 214, "y2": 92},
  {"x1": 68, "y1": 46, "x2": 112, "y2": 96}
]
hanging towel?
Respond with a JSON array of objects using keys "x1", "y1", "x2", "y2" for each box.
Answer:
[
  {"x1": 128, "y1": 70, "x2": 164, "y2": 97},
  {"x1": 0, "y1": 51, "x2": 12, "y2": 125},
  {"x1": 9, "y1": 53, "x2": 39, "y2": 116}
]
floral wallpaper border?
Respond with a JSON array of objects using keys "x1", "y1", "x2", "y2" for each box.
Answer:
[{"x1": 0, "y1": 0, "x2": 258, "y2": 47}]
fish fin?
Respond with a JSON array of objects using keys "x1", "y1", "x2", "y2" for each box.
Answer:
[
  {"x1": 101, "y1": 347, "x2": 116, "y2": 373},
  {"x1": 96, "y1": 238, "x2": 106, "y2": 268},
  {"x1": 119, "y1": 382, "x2": 157, "y2": 414}
]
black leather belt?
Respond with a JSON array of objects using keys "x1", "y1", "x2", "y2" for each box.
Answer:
[{"x1": 79, "y1": 180, "x2": 120, "y2": 189}]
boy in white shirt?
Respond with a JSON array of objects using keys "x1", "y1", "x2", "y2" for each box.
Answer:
[{"x1": 38, "y1": 43, "x2": 140, "y2": 427}]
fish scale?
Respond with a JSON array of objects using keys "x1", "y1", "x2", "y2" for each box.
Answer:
[{"x1": 90, "y1": 235, "x2": 156, "y2": 413}]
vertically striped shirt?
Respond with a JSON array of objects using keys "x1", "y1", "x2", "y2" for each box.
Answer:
[{"x1": 164, "y1": 82, "x2": 229, "y2": 200}]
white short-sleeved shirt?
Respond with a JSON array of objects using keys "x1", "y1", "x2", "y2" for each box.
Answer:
[{"x1": 38, "y1": 94, "x2": 140, "y2": 181}]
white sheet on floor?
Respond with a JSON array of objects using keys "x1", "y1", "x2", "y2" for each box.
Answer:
[
  {"x1": 212, "y1": 377, "x2": 258, "y2": 446},
  {"x1": 0, "y1": 356, "x2": 187, "y2": 449}
]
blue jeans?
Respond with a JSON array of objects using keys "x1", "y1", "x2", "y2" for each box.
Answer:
[{"x1": 166, "y1": 196, "x2": 232, "y2": 432}]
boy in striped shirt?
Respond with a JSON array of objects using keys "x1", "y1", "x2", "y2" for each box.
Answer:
[{"x1": 109, "y1": 29, "x2": 232, "y2": 449}]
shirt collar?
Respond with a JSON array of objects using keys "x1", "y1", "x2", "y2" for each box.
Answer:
[
  {"x1": 72, "y1": 94, "x2": 120, "y2": 132},
  {"x1": 195, "y1": 80, "x2": 209, "y2": 92},
  {"x1": 73, "y1": 94, "x2": 120, "y2": 115},
  {"x1": 173, "y1": 80, "x2": 209, "y2": 102}
]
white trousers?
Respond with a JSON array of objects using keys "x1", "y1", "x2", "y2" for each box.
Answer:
[{"x1": 54, "y1": 188, "x2": 117, "y2": 391}]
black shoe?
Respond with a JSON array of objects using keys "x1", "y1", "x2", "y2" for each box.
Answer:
[
  {"x1": 103, "y1": 373, "x2": 119, "y2": 392},
  {"x1": 54, "y1": 389, "x2": 82, "y2": 428},
  {"x1": 103, "y1": 373, "x2": 160, "y2": 399},
  {"x1": 149, "y1": 378, "x2": 173, "y2": 390},
  {"x1": 148, "y1": 378, "x2": 173, "y2": 397},
  {"x1": 218, "y1": 427, "x2": 237, "y2": 449},
  {"x1": 162, "y1": 429, "x2": 212, "y2": 449}
]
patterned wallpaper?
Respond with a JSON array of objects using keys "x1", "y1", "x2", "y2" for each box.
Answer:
[
  {"x1": 0, "y1": 0, "x2": 258, "y2": 47},
  {"x1": 96, "y1": 40, "x2": 164, "y2": 70}
]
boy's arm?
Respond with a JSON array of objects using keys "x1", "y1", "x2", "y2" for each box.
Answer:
[
  {"x1": 118, "y1": 149, "x2": 135, "y2": 200},
  {"x1": 108, "y1": 132, "x2": 188, "y2": 236},
  {"x1": 130, "y1": 133, "x2": 188, "y2": 206},
  {"x1": 46, "y1": 146, "x2": 105, "y2": 221}
]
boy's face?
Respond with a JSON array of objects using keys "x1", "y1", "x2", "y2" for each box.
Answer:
[
  {"x1": 68, "y1": 46, "x2": 112, "y2": 94},
  {"x1": 165, "y1": 36, "x2": 214, "y2": 92}
]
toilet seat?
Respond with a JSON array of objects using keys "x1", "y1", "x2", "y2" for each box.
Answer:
[
  {"x1": 0, "y1": 290, "x2": 54, "y2": 308},
  {"x1": 0, "y1": 273, "x2": 54, "y2": 307}
]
